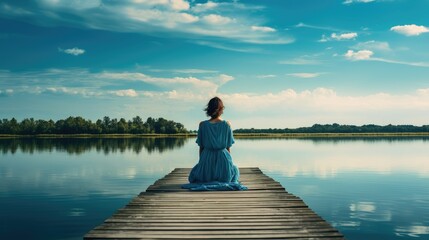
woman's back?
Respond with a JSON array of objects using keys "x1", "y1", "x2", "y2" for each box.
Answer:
[{"x1": 197, "y1": 120, "x2": 234, "y2": 151}]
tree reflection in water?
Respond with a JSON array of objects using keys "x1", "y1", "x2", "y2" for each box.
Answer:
[{"x1": 0, "y1": 137, "x2": 191, "y2": 155}]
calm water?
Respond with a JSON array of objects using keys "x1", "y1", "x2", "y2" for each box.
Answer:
[{"x1": 1, "y1": 137, "x2": 428, "y2": 240}]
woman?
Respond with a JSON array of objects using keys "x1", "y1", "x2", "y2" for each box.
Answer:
[{"x1": 182, "y1": 97, "x2": 247, "y2": 191}]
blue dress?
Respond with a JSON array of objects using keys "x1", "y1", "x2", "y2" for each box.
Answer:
[{"x1": 182, "y1": 120, "x2": 247, "y2": 191}]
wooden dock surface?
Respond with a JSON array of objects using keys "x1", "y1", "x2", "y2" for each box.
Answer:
[{"x1": 84, "y1": 168, "x2": 344, "y2": 239}]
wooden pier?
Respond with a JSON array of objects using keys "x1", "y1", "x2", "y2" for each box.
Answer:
[{"x1": 84, "y1": 168, "x2": 344, "y2": 239}]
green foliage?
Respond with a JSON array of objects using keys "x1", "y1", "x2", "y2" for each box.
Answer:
[
  {"x1": 234, "y1": 123, "x2": 429, "y2": 134},
  {"x1": 0, "y1": 116, "x2": 188, "y2": 135}
]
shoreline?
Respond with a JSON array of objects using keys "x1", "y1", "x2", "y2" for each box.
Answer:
[{"x1": 1, "y1": 132, "x2": 429, "y2": 139}]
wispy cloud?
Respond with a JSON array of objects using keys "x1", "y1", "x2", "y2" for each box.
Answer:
[
  {"x1": 251, "y1": 26, "x2": 276, "y2": 32},
  {"x1": 344, "y1": 49, "x2": 429, "y2": 67},
  {"x1": 0, "y1": 68, "x2": 235, "y2": 100},
  {"x1": 38, "y1": 0, "x2": 102, "y2": 10},
  {"x1": 343, "y1": 0, "x2": 376, "y2": 4},
  {"x1": 58, "y1": 47, "x2": 85, "y2": 56},
  {"x1": 390, "y1": 24, "x2": 429, "y2": 36},
  {"x1": 287, "y1": 73, "x2": 323, "y2": 78},
  {"x1": 257, "y1": 75, "x2": 277, "y2": 79},
  {"x1": 279, "y1": 56, "x2": 321, "y2": 65},
  {"x1": 98, "y1": 71, "x2": 234, "y2": 96},
  {"x1": 193, "y1": 41, "x2": 260, "y2": 53},
  {"x1": 3, "y1": 68, "x2": 429, "y2": 128},
  {"x1": 148, "y1": 68, "x2": 219, "y2": 74},
  {"x1": 1, "y1": 3, "x2": 33, "y2": 15},
  {"x1": 45, "y1": 87, "x2": 101, "y2": 97},
  {"x1": 2, "y1": 1, "x2": 292, "y2": 46},
  {"x1": 352, "y1": 41, "x2": 392, "y2": 51},
  {"x1": 295, "y1": 22, "x2": 343, "y2": 32}
]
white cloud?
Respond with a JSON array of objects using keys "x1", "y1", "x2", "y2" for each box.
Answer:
[
  {"x1": 98, "y1": 72, "x2": 233, "y2": 96},
  {"x1": 331, "y1": 32, "x2": 358, "y2": 40},
  {"x1": 4, "y1": 1, "x2": 291, "y2": 46},
  {"x1": 217, "y1": 74, "x2": 234, "y2": 85},
  {"x1": 59, "y1": 47, "x2": 85, "y2": 56},
  {"x1": 111, "y1": 89, "x2": 138, "y2": 97},
  {"x1": 353, "y1": 41, "x2": 391, "y2": 51},
  {"x1": 343, "y1": 0, "x2": 375, "y2": 4},
  {"x1": 126, "y1": 8, "x2": 199, "y2": 27},
  {"x1": 320, "y1": 32, "x2": 358, "y2": 42},
  {"x1": 251, "y1": 26, "x2": 276, "y2": 32},
  {"x1": 287, "y1": 73, "x2": 322, "y2": 78},
  {"x1": 390, "y1": 24, "x2": 429, "y2": 36},
  {"x1": 222, "y1": 88, "x2": 429, "y2": 117},
  {"x1": 192, "y1": 1, "x2": 218, "y2": 12},
  {"x1": 3, "y1": 68, "x2": 429, "y2": 129},
  {"x1": 344, "y1": 50, "x2": 374, "y2": 60},
  {"x1": 203, "y1": 14, "x2": 233, "y2": 25}
]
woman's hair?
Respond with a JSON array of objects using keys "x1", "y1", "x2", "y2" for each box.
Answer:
[{"x1": 205, "y1": 97, "x2": 224, "y2": 118}]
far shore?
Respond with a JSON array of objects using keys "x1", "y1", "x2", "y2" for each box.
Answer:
[{"x1": 1, "y1": 132, "x2": 429, "y2": 139}]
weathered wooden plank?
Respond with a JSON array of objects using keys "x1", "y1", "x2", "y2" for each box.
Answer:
[
  {"x1": 84, "y1": 168, "x2": 344, "y2": 240},
  {"x1": 106, "y1": 217, "x2": 328, "y2": 223},
  {"x1": 85, "y1": 231, "x2": 344, "y2": 239}
]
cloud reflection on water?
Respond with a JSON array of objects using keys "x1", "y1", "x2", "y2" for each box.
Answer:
[
  {"x1": 349, "y1": 201, "x2": 392, "y2": 222},
  {"x1": 395, "y1": 225, "x2": 429, "y2": 237},
  {"x1": 234, "y1": 137, "x2": 429, "y2": 178}
]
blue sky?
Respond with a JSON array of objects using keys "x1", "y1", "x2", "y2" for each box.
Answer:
[{"x1": 1, "y1": 0, "x2": 429, "y2": 129}]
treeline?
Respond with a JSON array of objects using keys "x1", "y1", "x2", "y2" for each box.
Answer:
[
  {"x1": 234, "y1": 123, "x2": 429, "y2": 134},
  {"x1": 0, "y1": 116, "x2": 188, "y2": 135}
]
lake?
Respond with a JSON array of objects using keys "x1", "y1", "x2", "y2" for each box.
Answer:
[{"x1": 1, "y1": 137, "x2": 428, "y2": 239}]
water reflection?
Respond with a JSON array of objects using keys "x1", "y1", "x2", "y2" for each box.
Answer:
[
  {"x1": 396, "y1": 225, "x2": 429, "y2": 237},
  {"x1": 0, "y1": 137, "x2": 190, "y2": 155},
  {"x1": 236, "y1": 136, "x2": 429, "y2": 143},
  {"x1": 1, "y1": 137, "x2": 428, "y2": 240},
  {"x1": 349, "y1": 202, "x2": 392, "y2": 222},
  {"x1": 234, "y1": 137, "x2": 429, "y2": 178}
]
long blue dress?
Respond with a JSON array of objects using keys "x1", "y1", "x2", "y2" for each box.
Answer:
[{"x1": 182, "y1": 120, "x2": 247, "y2": 191}]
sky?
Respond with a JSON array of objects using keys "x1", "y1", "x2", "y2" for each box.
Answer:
[{"x1": 1, "y1": 0, "x2": 429, "y2": 130}]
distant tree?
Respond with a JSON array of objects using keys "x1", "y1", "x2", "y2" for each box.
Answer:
[{"x1": 0, "y1": 116, "x2": 189, "y2": 135}]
